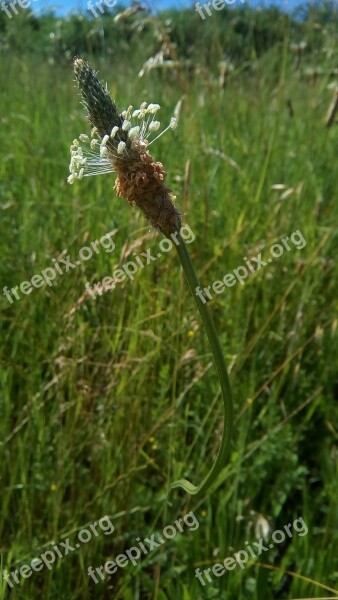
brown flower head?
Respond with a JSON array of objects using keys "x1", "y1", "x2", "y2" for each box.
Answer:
[{"x1": 68, "y1": 58, "x2": 181, "y2": 237}]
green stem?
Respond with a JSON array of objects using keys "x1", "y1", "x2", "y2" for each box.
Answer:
[{"x1": 170, "y1": 233, "x2": 234, "y2": 496}]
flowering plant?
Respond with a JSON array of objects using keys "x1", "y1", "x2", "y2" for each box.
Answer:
[{"x1": 68, "y1": 58, "x2": 233, "y2": 496}]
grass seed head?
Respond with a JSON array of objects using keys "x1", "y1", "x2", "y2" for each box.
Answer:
[{"x1": 70, "y1": 58, "x2": 181, "y2": 236}]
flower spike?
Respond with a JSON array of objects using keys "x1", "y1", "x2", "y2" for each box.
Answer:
[
  {"x1": 69, "y1": 58, "x2": 180, "y2": 236},
  {"x1": 68, "y1": 58, "x2": 234, "y2": 498}
]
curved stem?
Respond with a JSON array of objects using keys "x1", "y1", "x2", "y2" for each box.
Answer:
[{"x1": 170, "y1": 233, "x2": 234, "y2": 496}]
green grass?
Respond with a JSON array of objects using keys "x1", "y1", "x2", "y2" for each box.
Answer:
[{"x1": 0, "y1": 12, "x2": 338, "y2": 599}]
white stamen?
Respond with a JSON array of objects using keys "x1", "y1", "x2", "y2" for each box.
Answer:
[
  {"x1": 117, "y1": 141, "x2": 126, "y2": 155},
  {"x1": 122, "y1": 120, "x2": 131, "y2": 131},
  {"x1": 128, "y1": 126, "x2": 140, "y2": 139},
  {"x1": 147, "y1": 103, "x2": 160, "y2": 114},
  {"x1": 122, "y1": 105, "x2": 133, "y2": 119},
  {"x1": 68, "y1": 99, "x2": 177, "y2": 184},
  {"x1": 148, "y1": 117, "x2": 176, "y2": 146},
  {"x1": 149, "y1": 120, "x2": 160, "y2": 132},
  {"x1": 137, "y1": 102, "x2": 147, "y2": 119}
]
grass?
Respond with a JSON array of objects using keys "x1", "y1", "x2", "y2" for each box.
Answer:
[{"x1": 0, "y1": 11, "x2": 338, "y2": 599}]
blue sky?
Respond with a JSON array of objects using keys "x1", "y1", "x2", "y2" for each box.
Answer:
[{"x1": 31, "y1": 0, "x2": 315, "y2": 15}]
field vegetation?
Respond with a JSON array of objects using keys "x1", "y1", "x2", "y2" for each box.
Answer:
[{"x1": 0, "y1": 1, "x2": 337, "y2": 598}]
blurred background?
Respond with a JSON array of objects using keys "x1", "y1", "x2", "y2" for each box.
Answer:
[{"x1": 0, "y1": 0, "x2": 337, "y2": 598}]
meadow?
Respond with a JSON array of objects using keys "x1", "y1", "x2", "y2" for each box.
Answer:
[{"x1": 0, "y1": 3, "x2": 337, "y2": 599}]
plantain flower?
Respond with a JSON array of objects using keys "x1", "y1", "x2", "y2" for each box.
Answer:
[
  {"x1": 68, "y1": 58, "x2": 234, "y2": 498},
  {"x1": 68, "y1": 58, "x2": 180, "y2": 236}
]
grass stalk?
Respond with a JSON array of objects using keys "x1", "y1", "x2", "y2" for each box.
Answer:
[{"x1": 170, "y1": 232, "x2": 234, "y2": 495}]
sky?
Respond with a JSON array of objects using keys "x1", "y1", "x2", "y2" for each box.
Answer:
[{"x1": 30, "y1": 0, "x2": 318, "y2": 16}]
